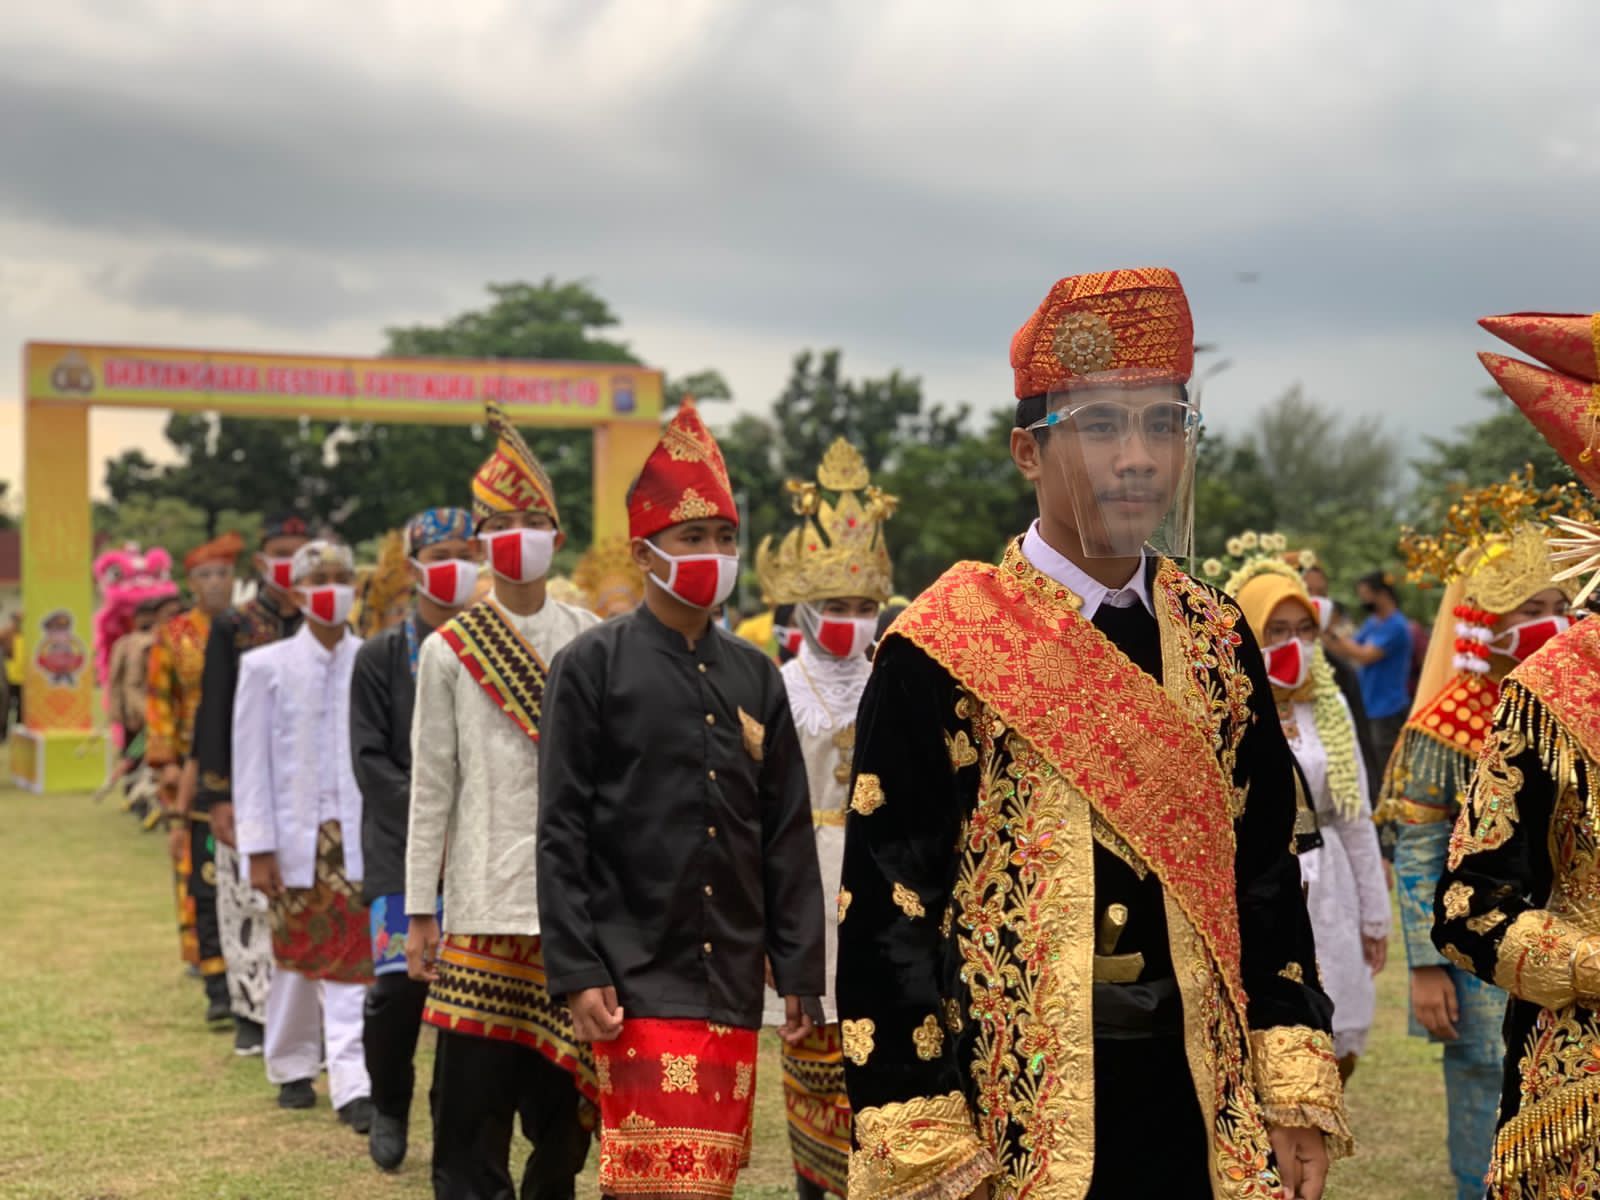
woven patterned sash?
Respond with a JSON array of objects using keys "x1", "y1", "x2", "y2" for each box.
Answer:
[{"x1": 438, "y1": 601, "x2": 550, "y2": 743}]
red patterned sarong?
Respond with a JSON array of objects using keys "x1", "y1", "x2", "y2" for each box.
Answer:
[
  {"x1": 422, "y1": 933, "x2": 599, "y2": 1107},
  {"x1": 594, "y1": 1019, "x2": 759, "y2": 1200},
  {"x1": 269, "y1": 820, "x2": 373, "y2": 983}
]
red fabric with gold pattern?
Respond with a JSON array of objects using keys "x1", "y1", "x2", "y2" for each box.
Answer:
[
  {"x1": 1478, "y1": 352, "x2": 1600, "y2": 497},
  {"x1": 184, "y1": 531, "x2": 243, "y2": 572},
  {"x1": 628, "y1": 399, "x2": 739, "y2": 541},
  {"x1": 593, "y1": 1017, "x2": 759, "y2": 1200},
  {"x1": 1479, "y1": 312, "x2": 1600, "y2": 385},
  {"x1": 1010, "y1": 267, "x2": 1195, "y2": 399},
  {"x1": 885, "y1": 550, "x2": 1248, "y2": 1017},
  {"x1": 1404, "y1": 671, "x2": 1500, "y2": 758},
  {"x1": 472, "y1": 401, "x2": 561, "y2": 529},
  {"x1": 1509, "y1": 616, "x2": 1600, "y2": 765}
]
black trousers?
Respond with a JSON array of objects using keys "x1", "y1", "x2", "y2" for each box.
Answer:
[
  {"x1": 430, "y1": 1027, "x2": 592, "y2": 1200},
  {"x1": 187, "y1": 819, "x2": 223, "y2": 973},
  {"x1": 1086, "y1": 1035, "x2": 1212, "y2": 1198},
  {"x1": 364, "y1": 972, "x2": 431, "y2": 1119}
]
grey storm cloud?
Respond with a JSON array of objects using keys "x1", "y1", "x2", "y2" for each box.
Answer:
[{"x1": 1, "y1": 0, "x2": 1598, "y2": 430}]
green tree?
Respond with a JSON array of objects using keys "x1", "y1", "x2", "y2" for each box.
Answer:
[{"x1": 1407, "y1": 389, "x2": 1575, "y2": 525}]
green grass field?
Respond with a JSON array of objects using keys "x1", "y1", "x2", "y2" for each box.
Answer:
[{"x1": 0, "y1": 784, "x2": 1455, "y2": 1199}]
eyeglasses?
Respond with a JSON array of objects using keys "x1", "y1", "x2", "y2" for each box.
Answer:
[{"x1": 1026, "y1": 399, "x2": 1199, "y2": 445}]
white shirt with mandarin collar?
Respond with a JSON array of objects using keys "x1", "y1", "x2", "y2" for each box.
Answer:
[{"x1": 1019, "y1": 520, "x2": 1153, "y2": 618}]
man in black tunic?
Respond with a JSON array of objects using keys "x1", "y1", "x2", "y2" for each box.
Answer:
[
  {"x1": 349, "y1": 506, "x2": 476, "y2": 1171},
  {"x1": 537, "y1": 400, "x2": 826, "y2": 1200}
]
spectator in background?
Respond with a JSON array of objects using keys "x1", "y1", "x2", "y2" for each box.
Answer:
[
  {"x1": 1324, "y1": 571, "x2": 1413, "y2": 782},
  {"x1": 0, "y1": 611, "x2": 20, "y2": 739}
]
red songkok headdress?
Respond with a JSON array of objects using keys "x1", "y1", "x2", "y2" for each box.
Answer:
[
  {"x1": 184, "y1": 532, "x2": 243, "y2": 572},
  {"x1": 471, "y1": 402, "x2": 560, "y2": 530},
  {"x1": 1010, "y1": 267, "x2": 1194, "y2": 399},
  {"x1": 627, "y1": 399, "x2": 739, "y2": 541}
]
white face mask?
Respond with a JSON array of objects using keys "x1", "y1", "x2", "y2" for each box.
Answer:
[
  {"x1": 646, "y1": 543, "x2": 740, "y2": 611},
  {"x1": 480, "y1": 528, "x2": 557, "y2": 584},
  {"x1": 412, "y1": 558, "x2": 480, "y2": 608},
  {"x1": 300, "y1": 583, "x2": 356, "y2": 628}
]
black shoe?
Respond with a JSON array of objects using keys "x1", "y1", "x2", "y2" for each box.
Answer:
[
  {"x1": 338, "y1": 1096, "x2": 375, "y2": 1134},
  {"x1": 278, "y1": 1079, "x2": 317, "y2": 1110},
  {"x1": 368, "y1": 1112, "x2": 407, "y2": 1171},
  {"x1": 204, "y1": 976, "x2": 231, "y2": 1025},
  {"x1": 233, "y1": 1017, "x2": 265, "y2": 1057}
]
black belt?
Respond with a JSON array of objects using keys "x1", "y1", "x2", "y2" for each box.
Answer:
[{"x1": 1092, "y1": 975, "x2": 1183, "y2": 1039}]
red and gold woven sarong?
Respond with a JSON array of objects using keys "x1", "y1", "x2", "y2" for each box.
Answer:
[
  {"x1": 781, "y1": 1022, "x2": 849, "y2": 1196},
  {"x1": 269, "y1": 820, "x2": 373, "y2": 983},
  {"x1": 594, "y1": 1018, "x2": 759, "y2": 1200},
  {"x1": 422, "y1": 933, "x2": 598, "y2": 1106}
]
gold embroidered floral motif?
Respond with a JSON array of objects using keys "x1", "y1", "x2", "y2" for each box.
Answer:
[
  {"x1": 892, "y1": 882, "x2": 926, "y2": 919},
  {"x1": 837, "y1": 889, "x2": 852, "y2": 925},
  {"x1": 1051, "y1": 310, "x2": 1118, "y2": 374},
  {"x1": 1449, "y1": 724, "x2": 1526, "y2": 869},
  {"x1": 1441, "y1": 943, "x2": 1476, "y2": 973},
  {"x1": 945, "y1": 729, "x2": 978, "y2": 770},
  {"x1": 851, "y1": 773, "x2": 885, "y2": 815},
  {"x1": 943, "y1": 996, "x2": 964, "y2": 1034},
  {"x1": 939, "y1": 904, "x2": 953, "y2": 937},
  {"x1": 1443, "y1": 881, "x2": 1475, "y2": 922},
  {"x1": 841, "y1": 1019, "x2": 875, "y2": 1066},
  {"x1": 733, "y1": 1060, "x2": 753, "y2": 1100},
  {"x1": 1489, "y1": 1004, "x2": 1600, "y2": 1188},
  {"x1": 1466, "y1": 909, "x2": 1508, "y2": 935},
  {"x1": 911, "y1": 1014, "x2": 944, "y2": 1061},
  {"x1": 618, "y1": 1111, "x2": 658, "y2": 1130},
  {"x1": 1278, "y1": 962, "x2": 1304, "y2": 983},
  {"x1": 669, "y1": 487, "x2": 721, "y2": 523},
  {"x1": 660, "y1": 1053, "x2": 699, "y2": 1094}
]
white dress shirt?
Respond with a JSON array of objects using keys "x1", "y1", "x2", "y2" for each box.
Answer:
[
  {"x1": 405, "y1": 596, "x2": 600, "y2": 934},
  {"x1": 1019, "y1": 520, "x2": 1153, "y2": 617},
  {"x1": 233, "y1": 624, "x2": 365, "y2": 889}
]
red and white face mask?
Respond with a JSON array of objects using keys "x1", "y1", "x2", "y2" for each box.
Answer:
[
  {"x1": 647, "y1": 544, "x2": 740, "y2": 611},
  {"x1": 258, "y1": 555, "x2": 296, "y2": 592},
  {"x1": 813, "y1": 614, "x2": 877, "y2": 659},
  {"x1": 1264, "y1": 638, "x2": 1311, "y2": 691},
  {"x1": 1309, "y1": 595, "x2": 1335, "y2": 633},
  {"x1": 774, "y1": 625, "x2": 804, "y2": 657},
  {"x1": 1492, "y1": 615, "x2": 1570, "y2": 663},
  {"x1": 301, "y1": 584, "x2": 356, "y2": 628},
  {"x1": 413, "y1": 559, "x2": 479, "y2": 608},
  {"x1": 480, "y1": 528, "x2": 557, "y2": 584}
]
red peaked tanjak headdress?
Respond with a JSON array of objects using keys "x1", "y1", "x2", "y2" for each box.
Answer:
[
  {"x1": 628, "y1": 399, "x2": 739, "y2": 541},
  {"x1": 1010, "y1": 267, "x2": 1194, "y2": 399},
  {"x1": 1480, "y1": 309, "x2": 1600, "y2": 603}
]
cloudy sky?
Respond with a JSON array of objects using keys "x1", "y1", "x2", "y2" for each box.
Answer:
[{"x1": 2, "y1": 0, "x2": 1597, "y2": 503}]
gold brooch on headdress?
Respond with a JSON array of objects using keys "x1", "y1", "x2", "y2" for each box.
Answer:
[
  {"x1": 756, "y1": 439, "x2": 897, "y2": 605},
  {"x1": 1396, "y1": 466, "x2": 1593, "y2": 612}
]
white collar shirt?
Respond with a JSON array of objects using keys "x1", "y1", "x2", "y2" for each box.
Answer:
[{"x1": 1019, "y1": 520, "x2": 1154, "y2": 619}]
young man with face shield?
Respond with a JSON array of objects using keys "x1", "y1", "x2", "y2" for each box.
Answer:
[
  {"x1": 404, "y1": 404, "x2": 599, "y2": 1200},
  {"x1": 192, "y1": 512, "x2": 311, "y2": 1056},
  {"x1": 1375, "y1": 470, "x2": 1578, "y2": 1200},
  {"x1": 836, "y1": 269, "x2": 1350, "y2": 1200},
  {"x1": 232, "y1": 539, "x2": 373, "y2": 1127},
  {"x1": 753, "y1": 437, "x2": 895, "y2": 1200},
  {"x1": 348, "y1": 507, "x2": 475, "y2": 1172},
  {"x1": 147, "y1": 533, "x2": 244, "y2": 1024},
  {"x1": 1219, "y1": 541, "x2": 1390, "y2": 1082},
  {"x1": 1428, "y1": 317, "x2": 1600, "y2": 1200},
  {"x1": 537, "y1": 400, "x2": 825, "y2": 1200}
]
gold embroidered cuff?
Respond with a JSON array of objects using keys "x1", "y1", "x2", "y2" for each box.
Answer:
[
  {"x1": 1250, "y1": 1027, "x2": 1353, "y2": 1160},
  {"x1": 848, "y1": 1092, "x2": 993, "y2": 1200},
  {"x1": 1493, "y1": 910, "x2": 1589, "y2": 1009}
]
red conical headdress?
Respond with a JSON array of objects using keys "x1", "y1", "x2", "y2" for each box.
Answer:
[
  {"x1": 471, "y1": 401, "x2": 560, "y2": 530},
  {"x1": 628, "y1": 399, "x2": 739, "y2": 541}
]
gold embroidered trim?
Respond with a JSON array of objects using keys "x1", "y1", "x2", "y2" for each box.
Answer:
[
  {"x1": 1278, "y1": 962, "x2": 1304, "y2": 983},
  {"x1": 851, "y1": 773, "x2": 886, "y2": 815},
  {"x1": 1493, "y1": 911, "x2": 1586, "y2": 1009},
  {"x1": 1467, "y1": 910, "x2": 1508, "y2": 935},
  {"x1": 1448, "y1": 723, "x2": 1525, "y2": 869},
  {"x1": 1249, "y1": 1026, "x2": 1354, "y2": 1159},
  {"x1": 944, "y1": 729, "x2": 978, "y2": 770},
  {"x1": 1443, "y1": 881, "x2": 1475, "y2": 922},
  {"x1": 841, "y1": 1018, "x2": 875, "y2": 1065},
  {"x1": 848, "y1": 1092, "x2": 993, "y2": 1200},
  {"x1": 892, "y1": 882, "x2": 926, "y2": 919},
  {"x1": 1491, "y1": 1070, "x2": 1600, "y2": 1187},
  {"x1": 912, "y1": 1015, "x2": 944, "y2": 1060},
  {"x1": 942, "y1": 996, "x2": 963, "y2": 1034},
  {"x1": 1441, "y1": 943, "x2": 1475, "y2": 972},
  {"x1": 837, "y1": 889, "x2": 852, "y2": 925}
]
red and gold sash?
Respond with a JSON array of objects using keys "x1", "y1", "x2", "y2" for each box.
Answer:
[
  {"x1": 438, "y1": 601, "x2": 549, "y2": 743},
  {"x1": 1510, "y1": 616, "x2": 1600, "y2": 765},
  {"x1": 887, "y1": 544, "x2": 1250, "y2": 1015}
]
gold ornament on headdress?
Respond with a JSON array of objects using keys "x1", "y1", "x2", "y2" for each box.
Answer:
[
  {"x1": 756, "y1": 439, "x2": 897, "y2": 605},
  {"x1": 573, "y1": 537, "x2": 646, "y2": 618},
  {"x1": 1201, "y1": 530, "x2": 1314, "y2": 598},
  {"x1": 357, "y1": 530, "x2": 414, "y2": 637},
  {"x1": 1396, "y1": 466, "x2": 1592, "y2": 612}
]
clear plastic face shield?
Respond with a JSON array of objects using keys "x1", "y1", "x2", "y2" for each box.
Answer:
[{"x1": 1026, "y1": 380, "x2": 1200, "y2": 561}]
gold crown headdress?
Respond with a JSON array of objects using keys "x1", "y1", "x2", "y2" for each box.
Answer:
[
  {"x1": 573, "y1": 537, "x2": 646, "y2": 616},
  {"x1": 356, "y1": 530, "x2": 413, "y2": 637},
  {"x1": 755, "y1": 438, "x2": 897, "y2": 605},
  {"x1": 1397, "y1": 466, "x2": 1591, "y2": 612}
]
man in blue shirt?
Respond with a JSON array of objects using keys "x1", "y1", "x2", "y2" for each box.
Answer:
[{"x1": 1325, "y1": 570, "x2": 1413, "y2": 777}]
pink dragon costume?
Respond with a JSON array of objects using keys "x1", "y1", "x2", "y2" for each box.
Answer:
[{"x1": 93, "y1": 542, "x2": 178, "y2": 697}]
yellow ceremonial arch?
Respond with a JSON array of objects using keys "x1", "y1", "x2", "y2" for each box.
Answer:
[{"x1": 12, "y1": 341, "x2": 666, "y2": 792}]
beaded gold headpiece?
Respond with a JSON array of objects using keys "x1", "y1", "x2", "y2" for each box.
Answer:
[
  {"x1": 756, "y1": 438, "x2": 897, "y2": 605},
  {"x1": 1396, "y1": 467, "x2": 1590, "y2": 612}
]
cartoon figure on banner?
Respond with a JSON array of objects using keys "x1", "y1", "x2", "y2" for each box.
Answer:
[
  {"x1": 92, "y1": 543, "x2": 177, "y2": 686},
  {"x1": 37, "y1": 610, "x2": 87, "y2": 686}
]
